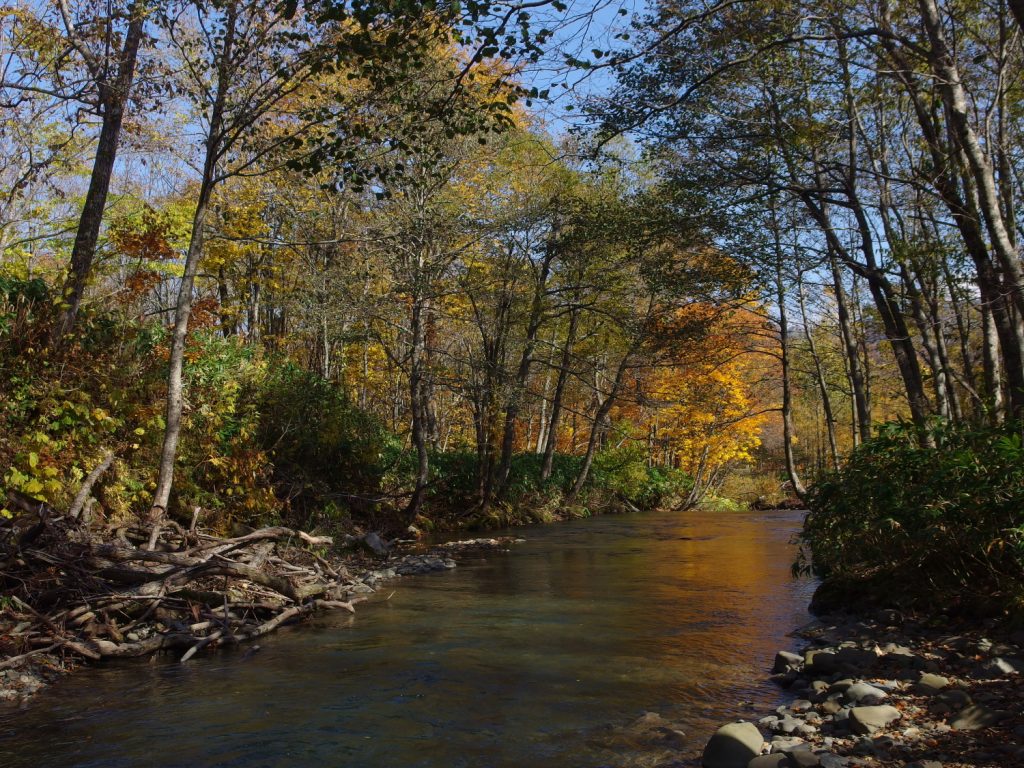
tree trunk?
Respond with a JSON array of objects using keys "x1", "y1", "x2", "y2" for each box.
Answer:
[
  {"x1": 829, "y1": 254, "x2": 870, "y2": 444},
  {"x1": 55, "y1": 2, "x2": 146, "y2": 341},
  {"x1": 150, "y1": 3, "x2": 236, "y2": 520},
  {"x1": 917, "y1": 0, "x2": 1024, "y2": 321},
  {"x1": 405, "y1": 294, "x2": 430, "y2": 521},
  {"x1": 494, "y1": 236, "x2": 555, "y2": 498},
  {"x1": 541, "y1": 307, "x2": 578, "y2": 482},
  {"x1": 566, "y1": 350, "x2": 630, "y2": 505},
  {"x1": 797, "y1": 273, "x2": 839, "y2": 469}
]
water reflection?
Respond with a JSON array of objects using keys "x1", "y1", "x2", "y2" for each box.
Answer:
[{"x1": 0, "y1": 509, "x2": 813, "y2": 768}]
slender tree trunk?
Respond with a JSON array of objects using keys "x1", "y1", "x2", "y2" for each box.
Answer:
[
  {"x1": 494, "y1": 238, "x2": 556, "y2": 497},
  {"x1": 55, "y1": 2, "x2": 146, "y2": 341},
  {"x1": 150, "y1": 3, "x2": 236, "y2": 521},
  {"x1": 982, "y1": 303, "x2": 1006, "y2": 423},
  {"x1": 797, "y1": 274, "x2": 839, "y2": 468},
  {"x1": 829, "y1": 255, "x2": 870, "y2": 444},
  {"x1": 405, "y1": 293, "x2": 431, "y2": 521},
  {"x1": 541, "y1": 307, "x2": 578, "y2": 482},
  {"x1": 566, "y1": 350, "x2": 631, "y2": 505},
  {"x1": 771, "y1": 246, "x2": 806, "y2": 498}
]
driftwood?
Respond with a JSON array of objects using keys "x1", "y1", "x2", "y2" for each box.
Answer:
[
  {"x1": 69, "y1": 452, "x2": 115, "y2": 520},
  {"x1": 0, "y1": 503, "x2": 367, "y2": 670}
]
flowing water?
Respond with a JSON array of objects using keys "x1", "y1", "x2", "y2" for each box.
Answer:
[{"x1": 0, "y1": 508, "x2": 814, "y2": 768}]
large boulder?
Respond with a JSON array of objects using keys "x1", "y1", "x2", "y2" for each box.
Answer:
[
  {"x1": 849, "y1": 705, "x2": 902, "y2": 735},
  {"x1": 702, "y1": 722, "x2": 764, "y2": 768}
]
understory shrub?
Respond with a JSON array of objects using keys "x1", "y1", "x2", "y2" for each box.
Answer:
[
  {"x1": 250, "y1": 363, "x2": 397, "y2": 526},
  {"x1": 800, "y1": 420, "x2": 1024, "y2": 617},
  {"x1": 591, "y1": 444, "x2": 693, "y2": 510}
]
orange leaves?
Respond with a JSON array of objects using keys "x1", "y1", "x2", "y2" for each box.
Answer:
[{"x1": 109, "y1": 206, "x2": 177, "y2": 262}]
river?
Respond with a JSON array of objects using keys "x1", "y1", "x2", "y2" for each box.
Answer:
[{"x1": 0, "y1": 508, "x2": 813, "y2": 767}]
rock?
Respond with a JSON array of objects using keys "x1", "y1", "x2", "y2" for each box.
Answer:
[
  {"x1": 810, "y1": 680, "x2": 830, "y2": 697},
  {"x1": 851, "y1": 736, "x2": 877, "y2": 755},
  {"x1": 849, "y1": 705, "x2": 902, "y2": 735},
  {"x1": 904, "y1": 762, "x2": 943, "y2": 768},
  {"x1": 770, "y1": 737, "x2": 806, "y2": 753},
  {"x1": 361, "y1": 531, "x2": 389, "y2": 555},
  {"x1": 805, "y1": 651, "x2": 838, "y2": 675},
  {"x1": 790, "y1": 699, "x2": 813, "y2": 713},
  {"x1": 759, "y1": 716, "x2": 780, "y2": 728},
  {"x1": 933, "y1": 688, "x2": 971, "y2": 709},
  {"x1": 911, "y1": 673, "x2": 949, "y2": 695},
  {"x1": 827, "y1": 679, "x2": 854, "y2": 694},
  {"x1": 835, "y1": 647, "x2": 878, "y2": 671},
  {"x1": 771, "y1": 672, "x2": 799, "y2": 688},
  {"x1": 949, "y1": 704, "x2": 1009, "y2": 731},
  {"x1": 843, "y1": 683, "x2": 888, "y2": 705},
  {"x1": 820, "y1": 700, "x2": 843, "y2": 716},
  {"x1": 786, "y1": 752, "x2": 820, "y2": 768},
  {"x1": 973, "y1": 656, "x2": 1021, "y2": 678},
  {"x1": 702, "y1": 722, "x2": 764, "y2": 768},
  {"x1": 748, "y1": 756, "x2": 792, "y2": 768},
  {"x1": 817, "y1": 755, "x2": 848, "y2": 768},
  {"x1": 776, "y1": 716, "x2": 802, "y2": 734},
  {"x1": 774, "y1": 651, "x2": 804, "y2": 673}
]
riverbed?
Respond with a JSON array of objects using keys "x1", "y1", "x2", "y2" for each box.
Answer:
[{"x1": 0, "y1": 508, "x2": 813, "y2": 767}]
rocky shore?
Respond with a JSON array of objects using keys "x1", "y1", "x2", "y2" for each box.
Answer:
[
  {"x1": 693, "y1": 610, "x2": 1024, "y2": 768},
  {"x1": 0, "y1": 535, "x2": 523, "y2": 707}
]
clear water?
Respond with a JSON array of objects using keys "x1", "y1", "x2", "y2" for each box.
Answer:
[{"x1": 0, "y1": 508, "x2": 814, "y2": 768}]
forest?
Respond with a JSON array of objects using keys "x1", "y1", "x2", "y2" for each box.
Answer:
[{"x1": 1, "y1": 0, "x2": 1024, "y2": 670}]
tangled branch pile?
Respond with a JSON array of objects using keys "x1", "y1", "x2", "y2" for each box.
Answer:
[{"x1": 1, "y1": 495, "x2": 364, "y2": 671}]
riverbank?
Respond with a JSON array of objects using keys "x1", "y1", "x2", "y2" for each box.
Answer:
[
  {"x1": 0, "y1": 525, "x2": 523, "y2": 708},
  {"x1": 691, "y1": 609, "x2": 1024, "y2": 768}
]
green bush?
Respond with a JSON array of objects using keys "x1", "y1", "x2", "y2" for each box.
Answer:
[
  {"x1": 800, "y1": 420, "x2": 1024, "y2": 616},
  {"x1": 250, "y1": 363, "x2": 397, "y2": 525},
  {"x1": 592, "y1": 443, "x2": 692, "y2": 509}
]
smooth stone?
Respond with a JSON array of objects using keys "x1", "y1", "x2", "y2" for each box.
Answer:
[
  {"x1": 774, "y1": 651, "x2": 804, "y2": 673},
  {"x1": 827, "y1": 679, "x2": 855, "y2": 694},
  {"x1": 973, "y1": 657, "x2": 1021, "y2": 678},
  {"x1": 770, "y1": 737, "x2": 807, "y2": 753},
  {"x1": 790, "y1": 699, "x2": 813, "y2": 713},
  {"x1": 849, "y1": 705, "x2": 902, "y2": 735},
  {"x1": 950, "y1": 704, "x2": 1009, "y2": 731},
  {"x1": 835, "y1": 647, "x2": 878, "y2": 670},
  {"x1": 702, "y1": 722, "x2": 764, "y2": 768},
  {"x1": 904, "y1": 762, "x2": 943, "y2": 768},
  {"x1": 817, "y1": 756, "x2": 848, "y2": 768},
  {"x1": 786, "y1": 751, "x2": 820, "y2": 767},
  {"x1": 820, "y1": 700, "x2": 843, "y2": 715},
  {"x1": 748, "y1": 756, "x2": 792, "y2": 768},
  {"x1": 933, "y1": 689, "x2": 971, "y2": 709},
  {"x1": 911, "y1": 673, "x2": 949, "y2": 695},
  {"x1": 777, "y1": 716, "x2": 801, "y2": 734},
  {"x1": 843, "y1": 683, "x2": 888, "y2": 704},
  {"x1": 805, "y1": 650, "x2": 838, "y2": 674}
]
